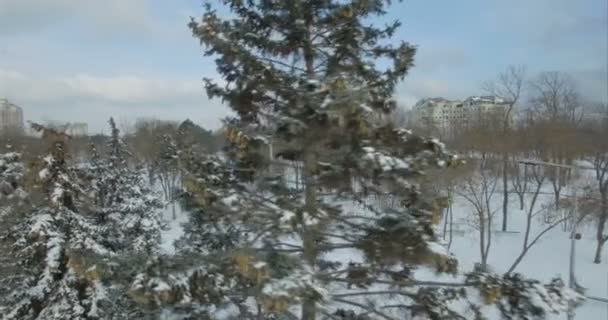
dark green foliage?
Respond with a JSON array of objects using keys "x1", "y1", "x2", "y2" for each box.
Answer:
[
  {"x1": 190, "y1": 0, "x2": 415, "y2": 124},
  {"x1": 465, "y1": 272, "x2": 583, "y2": 320},
  {"x1": 177, "y1": 119, "x2": 218, "y2": 154}
]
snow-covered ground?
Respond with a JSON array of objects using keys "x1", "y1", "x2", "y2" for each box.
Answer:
[
  {"x1": 448, "y1": 191, "x2": 608, "y2": 320},
  {"x1": 157, "y1": 176, "x2": 608, "y2": 319},
  {"x1": 160, "y1": 203, "x2": 187, "y2": 255}
]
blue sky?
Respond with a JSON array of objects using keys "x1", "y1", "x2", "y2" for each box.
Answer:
[{"x1": 0, "y1": 0, "x2": 606, "y2": 133}]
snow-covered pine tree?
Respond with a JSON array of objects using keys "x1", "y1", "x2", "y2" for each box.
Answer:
[
  {"x1": 85, "y1": 118, "x2": 164, "y2": 255},
  {"x1": 80, "y1": 118, "x2": 166, "y2": 318},
  {"x1": 0, "y1": 151, "x2": 28, "y2": 313},
  {"x1": 0, "y1": 150, "x2": 27, "y2": 216},
  {"x1": 176, "y1": 153, "x2": 245, "y2": 255},
  {"x1": 0, "y1": 124, "x2": 115, "y2": 319},
  {"x1": 130, "y1": 1, "x2": 582, "y2": 319}
]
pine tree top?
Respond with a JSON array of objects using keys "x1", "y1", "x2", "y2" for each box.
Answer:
[{"x1": 190, "y1": 0, "x2": 415, "y2": 123}]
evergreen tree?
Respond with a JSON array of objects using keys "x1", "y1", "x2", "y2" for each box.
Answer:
[
  {"x1": 176, "y1": 154, "x2": 244, "y2": 255},
  {"x1": 177, "y1": 119, "x2": 219, "y2": 154},
  {"x1": 0, "y1": 122, "x2": 165, "y2": 319},
  {"x1": 82, "y1": 119, "x2": 165, "y2": 319},
  {"x1": 83, "y1": 118, "x2": 165, "y2": 254},
  {"x1": 0, "y1": 151, "x2": 28, "y2": 313},
  {"x1": 0, "y1": 151, "x2": 27, "y2": 215},
  {"x1": 1, "y1": 124, "x2": 114, "y2": 319},
  {"x1": 132, "y1": 1, "x2": 581, "y2": 319}
]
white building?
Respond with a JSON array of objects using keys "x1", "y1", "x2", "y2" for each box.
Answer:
[
  {"x1": 46, "y1": 121, "x2": 89, "y2": 137},
  {"x1": 413, "y1": 95, "x2": 509, "y2": 131},
  {"x1": 67, "y1": 123, "x2": 88, "y2": 137},
  {"x1": 413, "y1": 97, "x2": 467, "y2": 130},
  {"x1": 463, "y1": 96, "x2": 509, "y2": 124},
  {"x1": 0, "y1": 99, "x2": 24, "y2": 134}
]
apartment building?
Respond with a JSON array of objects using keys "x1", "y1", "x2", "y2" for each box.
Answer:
[
  {"x1": 413, "y1": 95, "x2": 509, "y2": 130},
  {"x1": 0, "y1": 99, "x2": 24, "y2": 134},
  {"x1": 46, "y1": 121, "x2": 89, "y2": 137}
]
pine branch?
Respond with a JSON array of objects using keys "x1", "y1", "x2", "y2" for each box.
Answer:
[
  {"x1": 332, "y1": 290, "x2": 416, "y2": 299},
  {"x1": 332, "y1": 297, "x2": 397, "y2": 320}
]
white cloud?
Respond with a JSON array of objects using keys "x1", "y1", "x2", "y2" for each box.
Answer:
[
  {"x1": 0, "y1": 69, "x2": 229, "y2": 132},
  {"x1": 0, "y1": 0, "x2": 157, "y2": 36},
  {"x1": 60, "y1": 74, "x2": 202, "y2": 104},
  {"x1": 1, "y1": 69, "x2": 194, "y2": 103}
]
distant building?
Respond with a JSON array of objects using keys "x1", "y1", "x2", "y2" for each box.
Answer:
[
  {"x1": 413, "y1": 97, "x2": 467, "y2": 130},
  {"x1": 67, "y1": 123, "x2": 89, "y2": 137},
  {"x1": 413, "y1": 95, "x2": 510, "y2": 131},
  {"x1": 45, "y1": 121, "x2": 89, "y2": 137},
  {"x1": 463, "y1": 96, "x2": 510, "y2": 124},
  {"x1": 0, "y1": 99, "x2": 25, "y2": 134}
]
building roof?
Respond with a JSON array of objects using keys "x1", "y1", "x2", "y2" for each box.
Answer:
[
  {"x1": 413, "y1": 95, "x2": 512, "y2": 110},
  {"x1": 0, "y1": 99, "x2": 22, "y2": 112},
  {"x1": 413, "y1": 97, "x2": 455, "y2": 108},
  {"x1": 464, "y1": 95, "x2": 509, "y2": 105}
]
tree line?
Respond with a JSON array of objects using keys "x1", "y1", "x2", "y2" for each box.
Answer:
[{"x1": 404, "y1": 66, "x2": 608, "y2": 268}]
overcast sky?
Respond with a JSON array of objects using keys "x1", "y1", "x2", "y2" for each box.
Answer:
[{"x1": 1, "y1": 0, "x2": 606, "y2": 134}]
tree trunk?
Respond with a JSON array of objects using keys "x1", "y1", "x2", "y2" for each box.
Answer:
[
  {"x1": 148, "y1": 164, "x2": 156, "y2": 186},
  {"x1": 554, "y1": 189, "x2": 561, "y2": 210},
  {"x1": 447, "y1": 203, "x2": 454, "y2": 251},
  {"x1": 520, "y1": 164, "x2": 528, "y2": 210},
  {"x1": 257, "y1": 303, "x2": 264, "y2": 320},
  {"x1": 551, "y1": 160, "x2": 562, "y2": 210},
  {"x1": 302, "y1": 151, "x2": 318, "y2": 320},
  {"x1": 301, "y1": 12, "x2": 317, "y2": 320},
  {"x1": 507, "y1": 247, "x2": 528, "y2": 274},
  {"x1": 294, "y1": 162, "x2": 300, "y2": 192},
  {"x1": 594, "y1": 194, "x2": 607, "y2": 264},
  {"x1": 479, "y1": 213, "x2": 487, "y2": 270},
  {"x1": 442, "y1": 206, "x2": 449, "y2": 240},
  {"x1": 502, "y1": 156, "x2": 509, "y2": 231},
  {"x1": 593, "y1": 240, "x2": 605, "y2": 264}
]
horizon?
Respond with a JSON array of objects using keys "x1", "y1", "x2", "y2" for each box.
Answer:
[{"x1": 1, "y1": 0, "x2": 607, "y2": 134}]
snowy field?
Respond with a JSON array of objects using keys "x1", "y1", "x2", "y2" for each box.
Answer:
[
  {"x1": 448, "y1": 191, "x2": 608, "y2": 320},
  {"x1": 160, "y1": 203, "x2": 188, "y2": 255},
  {"x1": 158, "y1": 182, "x2": 608, "y2": 319}
]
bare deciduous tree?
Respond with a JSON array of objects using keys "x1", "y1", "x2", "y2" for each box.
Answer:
[
  {"x1": 511, "y1": 162, "x2": 530, "y2": 211},
  {"x1": 530, "y1": 71, "x2": 583, "y2": 124},
  {"x1": 482, "y1": 65, "x2": 526, "y2": 126},
  {"x1": 526, "y1": 73, "x2": 587, "y2": 210},
  {"x1": 129, "y1": 118, "x2": 178, "y2": 185},
  {"x1": 423, "y1": 164, "x2": 471, "y2": 253},
  {"x1": 507, "y1": 164, "x2": 568, "y2": 273},
  {"x1": 118, "y1": 117, "x2": 135, "y2": 137},
  {"x1": 483, "y1": 65, "x2": 526, "y2": 232},
  {"x1": 457, "y1": 159, "x2": 499, "y2": 271}
]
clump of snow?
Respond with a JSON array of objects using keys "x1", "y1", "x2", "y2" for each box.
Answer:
[
  {"x1": 362, "y1": 146, "x2": 410, "y2": 171},
  {"x1": 38, "y1": 168, "x2": 50, "y2": 180},
  {"x1": 279, "y1": 210, "x2": 296, "y2": 224},
  {"x1": 303, "y1": 211, "x2": 320, "y2": 226}
]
